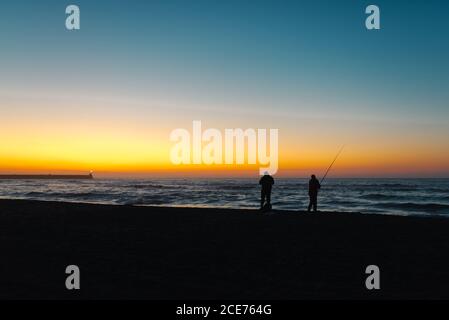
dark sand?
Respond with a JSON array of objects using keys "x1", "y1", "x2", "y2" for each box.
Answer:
[{"x1": 1, "y1": 199, "x2": 449, "y2": 300}]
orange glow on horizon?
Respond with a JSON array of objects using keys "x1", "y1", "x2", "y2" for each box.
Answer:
[
  {"x1": 2, "y1": 142, "x2": 449, "y2": 178},
  {"x1": 1, "y1": 115, "x2": 449, "y2": 178}
]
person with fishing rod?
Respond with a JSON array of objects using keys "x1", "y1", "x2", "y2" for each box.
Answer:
[
  {"x1": 307, "y1": 146, "x2": 345, "y2": 213},
  {"x1": 307, "y1": 174, "x2": 321, "y2": 212},
  {"x1": 259, "y1": 171, "x2": 275, "y2": 211}
]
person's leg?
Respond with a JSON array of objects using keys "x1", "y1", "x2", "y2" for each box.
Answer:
[
  {"x1": 266, "y1": 191, "x2": 271, "y2": 205},
  {"x1": 261, "y1": 190, "x2": 265, "y2": 208},
  {"x1": 313, "y1": 195, "x2": 318, "y2": 212},
  {"x1": 307, "y1": 196, "x2": 312, "y2": 212}
]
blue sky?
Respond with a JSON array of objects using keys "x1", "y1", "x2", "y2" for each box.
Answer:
[{"x1": 1, "y1": 0, "x2": 448, "y2": 118}]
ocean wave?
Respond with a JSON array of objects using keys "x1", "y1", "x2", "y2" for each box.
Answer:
[
  {"x1": 124, "y1": 183, "x2": 183, "y2": 190},
  {"x1": 122, "y1": 198, "x2": 167, "y2": 205},
  {"x1": 376, "y1": 202, "x2": 449, "y2": 213},
  {"x1": 25, "y1": 191, "x2": 111, "y2": 199},
  {"x1": 360, "y1": 193, "x2": 400, "y2": 200},
  {"x1": 1, "y1": 178, "x2": 449, "y2": 217}
]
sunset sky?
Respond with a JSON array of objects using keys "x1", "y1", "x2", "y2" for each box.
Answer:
[{"x1": 1, "y1": 0, "x2": 449, "y2": 178}]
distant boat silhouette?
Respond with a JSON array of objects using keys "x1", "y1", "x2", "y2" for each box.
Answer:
[{"x1": 0, "y1": 173, "x2": 93, "y2": 180}]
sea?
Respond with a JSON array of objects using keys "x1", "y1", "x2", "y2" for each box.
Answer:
[{"x1": 0, "y1": 178, "x2": 449, "y2": 217}]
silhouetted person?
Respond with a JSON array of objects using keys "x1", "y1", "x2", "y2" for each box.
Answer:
[
  {"x1": 308, "y1": 174, "x2": 321, "y2": 212},
  {"x1": 259, "y1": 172, "x2": 274, "y2": 210}
]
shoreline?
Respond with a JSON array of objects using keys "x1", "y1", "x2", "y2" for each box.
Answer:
[
  {"x1": 1, "y1": 199, "x2": 449, "y2": 299},
  {"x1": 0, "y1": 198, "x2": 444, "y2": 218}
]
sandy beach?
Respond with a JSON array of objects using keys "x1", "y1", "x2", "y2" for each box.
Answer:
[{"x1": 1, "y1": 199, "x2": 449, "y2": 300}]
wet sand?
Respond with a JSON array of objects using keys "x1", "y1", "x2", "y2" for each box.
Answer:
[{"x1": 1, "y1": 199, "x2": 449, "y2": 299}]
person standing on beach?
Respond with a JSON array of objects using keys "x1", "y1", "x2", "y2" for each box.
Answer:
[
  {"x1": 308, "y1": 174, "x2": 321, "y2": 212},
  {"x1": 259, "y1": 172, "x2": 275, "y2": 210}
]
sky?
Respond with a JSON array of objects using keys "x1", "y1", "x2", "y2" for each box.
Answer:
[{"x1": 1, "y1": 0, "x2": 449, "y2": 178}]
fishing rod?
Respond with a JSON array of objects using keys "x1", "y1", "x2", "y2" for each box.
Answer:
[{"x1": 320, "y1": 145, "x2": 345, "y2": 184}]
